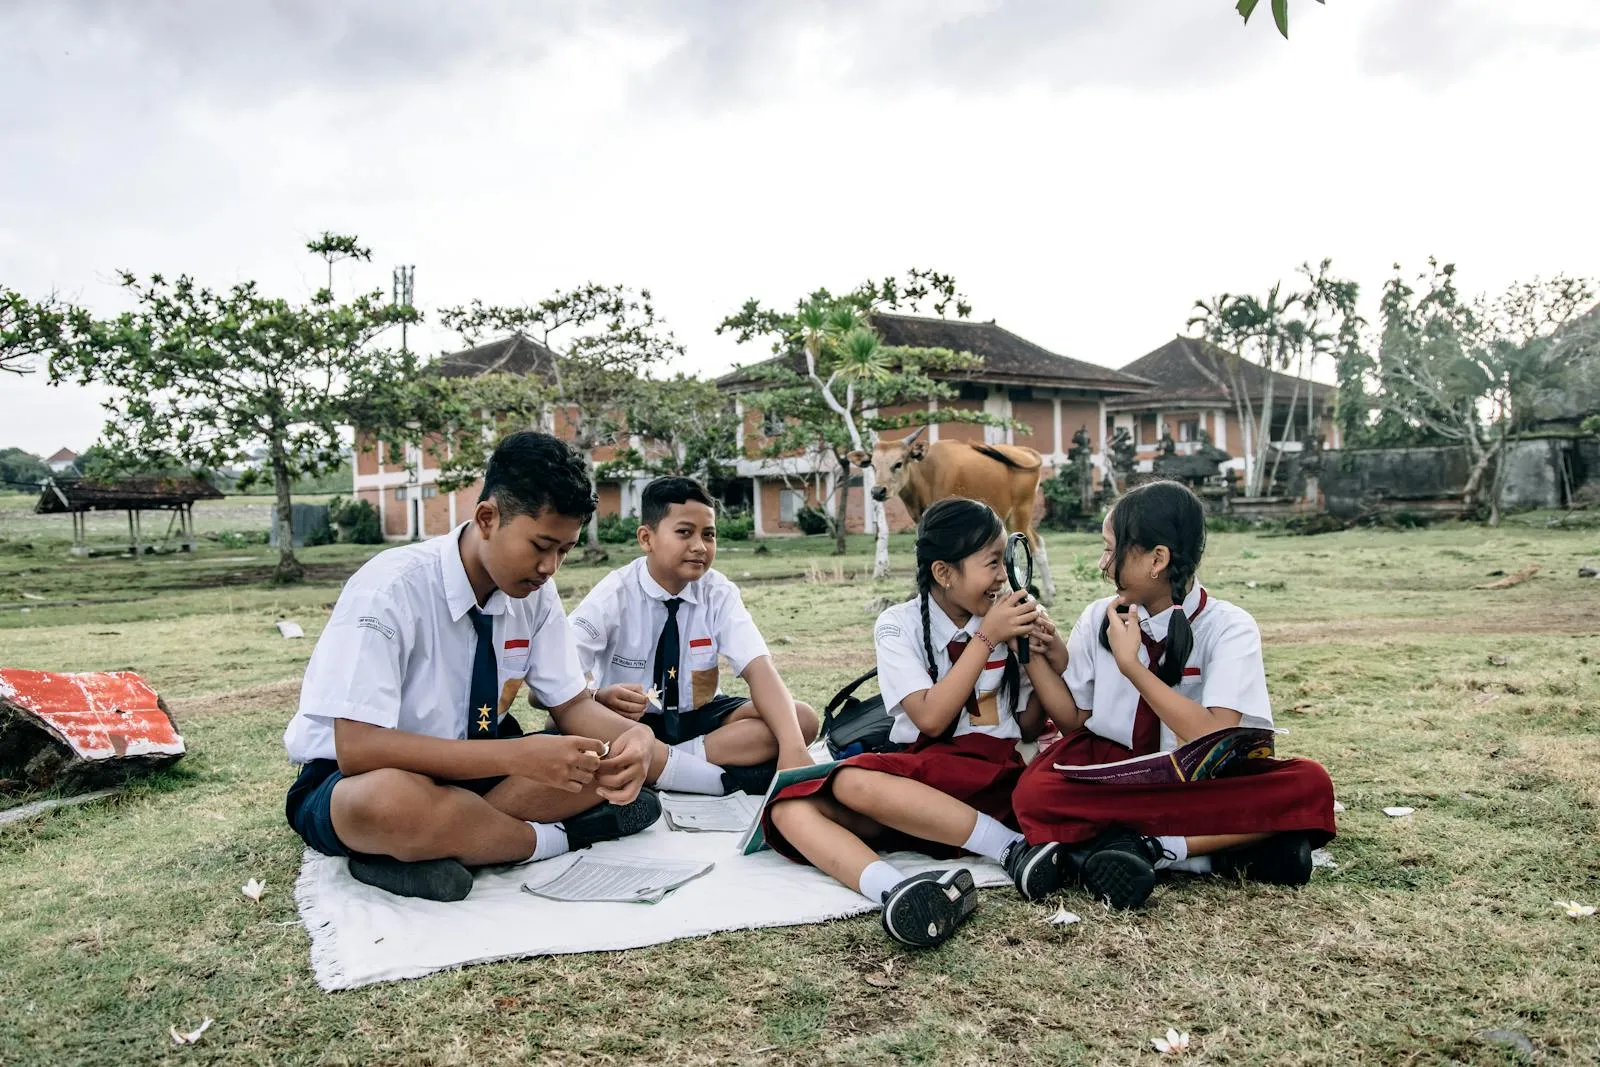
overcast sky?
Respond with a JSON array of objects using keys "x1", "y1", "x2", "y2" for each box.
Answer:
[{"x1": 2, "y1": 0, "x2": 1597, "y2": 456}]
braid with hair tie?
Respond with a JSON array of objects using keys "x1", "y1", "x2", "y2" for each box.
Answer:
[{"x1": 919, "y1": 589, "x2": 938, "y2": 682}]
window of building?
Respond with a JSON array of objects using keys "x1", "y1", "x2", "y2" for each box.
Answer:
[
  {"x1": 958, "y1": 384, "x2": 988, "y2": 402},
  {"x1": 762, "y1": 411, "x2": 786, "y2": 437},
  {"x1": 779, "y1": 489, "x2": 805, "y2": 523},
  {"x1": 1179, "y1": 419, "x2": 1199, "y2": 442},
  {"x1": 1139, "y1": 414, "x2": 1158, "y2": 444},
  {"x1": 421, "y1": 485, "x2": 438, "y2": 499},
  {"x1": 394, "y1": 487, "x2": 407, "y2": 501}
]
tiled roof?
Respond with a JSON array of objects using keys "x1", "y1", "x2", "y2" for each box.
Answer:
[
  {"x1": 1109, "y1": 336, "x2": 1328, "y2": 411},
  {"x1": 720, "y1": 313, "x2": 1152, "y2": 393},
  {"x1": 432, "y1": 334, "x2": 558, "y2": 380}
]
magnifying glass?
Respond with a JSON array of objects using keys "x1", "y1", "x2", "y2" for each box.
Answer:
[{"x1": 1003, "y1": 532, "x2": 1034, "y2": 664}]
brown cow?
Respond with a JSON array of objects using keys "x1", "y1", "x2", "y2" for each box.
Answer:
[{"x1": 849, "y1": 429, "x2": 1056, "y2": 603}]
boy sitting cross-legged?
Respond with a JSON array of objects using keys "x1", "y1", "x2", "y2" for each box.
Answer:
[
  {"x1": 568, "y1": 476, "x2": 819, "y2": 795},
  {"x1": 282, "y1": 432, "x2": 660, "y2": 902}
]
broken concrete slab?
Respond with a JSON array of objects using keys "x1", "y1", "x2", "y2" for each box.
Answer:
[{"x1": 0, "y1": 669, "x2": 185, "y2": 791}]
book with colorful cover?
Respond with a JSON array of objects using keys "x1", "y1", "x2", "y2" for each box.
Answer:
[
  {"x1": 737, "y1": 761, "x2": 839, "y2": 855},
  {"x1": 1052, "y1": 726, "x2": 1277, "y2": 786}
]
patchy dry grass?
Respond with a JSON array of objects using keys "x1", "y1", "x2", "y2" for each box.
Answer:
[{"x1": 2, "y1": 520, "x2": 1599, "y2": 1064}]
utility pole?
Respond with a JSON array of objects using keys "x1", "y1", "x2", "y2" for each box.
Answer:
[
  {"x1": 392, "y1": 265, "x2": 416, "y2": 355},
  {"x1": 392, "y1": 265, "x2": 421, "y2": 539}
]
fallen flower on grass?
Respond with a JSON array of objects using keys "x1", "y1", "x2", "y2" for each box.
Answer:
[
  {"x1": 1556, "y1": 900, "x2": 1596, "y2": 918},
  {"x1": 1332, "y1": 800, "x2": 1346, "y2": 814},
  {"x1": 1151, "y1": 1029, "x2": 1190, "y2": 1055},
  {"x1": 1383, "y1": 806, "x2": 1415, "y2": 818},
  {"x1": 241, "y1": 878, "x2": 265, "y2": 903},
  {"x1": 1047, "y1": 907, "x2": 1081, "y2": 925},
  {"x1": 169, "y1": 1018, "x2": 213, "y2": 1046},
  {"x1": 1311, "y1": 849, "x2": 1338, "y2": 869}
]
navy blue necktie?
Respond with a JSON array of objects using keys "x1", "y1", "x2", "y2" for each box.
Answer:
[
  {"x1": 653, "y1": 598, "x2": 683, "y2": 738},
  {"x1": 467, "y1": 607, "x2": 498, "y2": 739}
]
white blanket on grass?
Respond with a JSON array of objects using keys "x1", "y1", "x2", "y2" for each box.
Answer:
[{"x1": 295, "y1": 815, "x2": 1009, "y2": 991}]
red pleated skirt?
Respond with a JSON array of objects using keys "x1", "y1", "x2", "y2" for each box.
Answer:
[
  {"x1": 1012, "y1": 728, "x2": 1337, "y2": 846},
  {"x1": 761, "y1": 731, "x2": 1025, "y2": 864}
]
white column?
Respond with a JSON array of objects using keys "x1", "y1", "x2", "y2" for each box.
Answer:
[
  {"x1": 376, "y1": 442, "x2": 388, "y2": 533},
  {"x1": 1052, "y1": 395, "x2": 1063, "y2": 456},
  {"x1": 927, "y1": 398, "x2": 939, "y2": 442},
  {"x1": 752, "y1": 477, "x2": 764, "y2": 536},
  {"x1": 1215, "y1": 410, "x2": 1228, "y2": 451},
  {"x1": 734, "y1": 397, "x2": 746, "y2": 451}
]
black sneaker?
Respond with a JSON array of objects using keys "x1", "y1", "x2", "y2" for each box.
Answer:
[
  {"x1": 880, "y1": 869, "x2": 979, "y2": 948},
  {"x1": 563, "y1": 788, "x2": 662, "y2": 850},
  {"x1": 1003, "y1": 840, "x2": 1068, "y2": 902},
  {"x1": 719, "y1": 761, "x2": 777, "y2": 796},
  {"x1": 347, "y1": 855, "x2": 473, "y2": 902},
  {"x1": 1212, "y1": 832, "x2": 1313, "y2": 886},
  {"x1": 1080, "y1": 828, "x2": 1164, "y2": 910}
]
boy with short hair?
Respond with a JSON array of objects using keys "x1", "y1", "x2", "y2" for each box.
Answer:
[
  {"x1": 569, "y1": 476, "x2": 819, "y2": 795},
  {"x1": 283, "y1": 432, "x2": 660, "y2": 902}
]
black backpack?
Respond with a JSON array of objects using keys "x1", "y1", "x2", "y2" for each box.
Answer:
[{"x1": 820, "y1": 668, "x2": 906, "y2": 760}]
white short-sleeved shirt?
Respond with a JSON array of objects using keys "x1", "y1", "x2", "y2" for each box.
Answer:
[
  {"x1": 1063, "y1": 583, "x2": 1273, "y2": 753},
  {"x1": 282, "y1": 522, "x2": 588, "y2": 764},
  {"x1": 568, "y1": 556, "x2": 770, "y2": 712},
  {"x1": 874, "y1": 596, "x2": 1032, "y2": 744}
]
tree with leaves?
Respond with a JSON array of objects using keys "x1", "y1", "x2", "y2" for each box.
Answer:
[
  {"x1": 306, "y1": 232, "x2": 372, "y2": 298},
  {"x1": 438, "y1": 284, "x2": 682, "y2": 556},
  {"x1": 1189, "y1": 261, "x2": 1362, "y2": 496},
  {"x1": 718, "y1": 270, "x2": 997, "y2": 577},
  {"x1": 1374, "y1": 260, "x2": 1596, "y2": 522},
  {"x1": 599, "y1": 373, "x2": 739, "y2": 489},
  {"x1": 1236, "y1": 0, "x2": 1324, "y2": 38},
  {"x1": 49, "y1": 239, "x2": 421, "y2": 582},
  {"x1": 1, "y1": 286, "x2": 71, "y2": 377}
]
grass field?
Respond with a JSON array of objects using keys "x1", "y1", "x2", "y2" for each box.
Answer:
[{"x1": 2, "y1": 497, "x2": 1599, "y2": 1064}]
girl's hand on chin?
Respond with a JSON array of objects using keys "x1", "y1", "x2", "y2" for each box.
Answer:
[{"x1": 1105, "y1": 595, "x2": 1145, "y2": 671}]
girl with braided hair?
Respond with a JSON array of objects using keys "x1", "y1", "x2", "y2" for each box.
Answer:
[
  {"x1": 1007, "y1": 480, "x2": 1337, "y2": 910},
  {"x1": 762, "y1": 497, "x2": 1080, "y2": 948}
]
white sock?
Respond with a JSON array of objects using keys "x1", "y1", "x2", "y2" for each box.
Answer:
[
  {"x1": 963, "y1": 814, "x2": 1025, "y2": 863},
  {"x1": 1154, "y1": 835, "x2": 1188, "y2": 870},
  {"x1": 1168, "y1": 855, "x2": 1213, "y2": 874},
  {"x1": 656, "y1": 748, "x2": 727, "y2": 795},
  {"x1": 672, "y1": 736, "x2": 708, "y2": 761},
  {"x1": 858, "y1": 859, "x2": 906, "y2": 903},
  {"x1": 527, "y1": 821, "x2": 569, "y2": 862}
]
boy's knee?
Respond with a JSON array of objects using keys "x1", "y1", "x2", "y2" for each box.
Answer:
[{"x1": 332, "y1": 768, "x2": 435, "y2": 840}]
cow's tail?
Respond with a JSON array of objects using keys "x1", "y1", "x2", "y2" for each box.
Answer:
[{"x1": 971, "y1": 443, "x2": 1043, "y2": 472}]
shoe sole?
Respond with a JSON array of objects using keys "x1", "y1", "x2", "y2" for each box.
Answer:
[
  {"x1": 1083, "y1": 850, "x2": 1155, "y2": 910},
  {"x1": 347, "y1": 857, "x2": 473, "y2": 902},
  {"x1": 882, "y1": 870, "x2": 978, "y2": 948},
  {"x1": 1014, "y1": 842, "x2": 1066, "y2": 901},
  {"x1": 566, "y1": 790, "x2": 663, "y2": 850},
  {"x1": 1218, "y1": 834, "x2": 1314, "y2": 886}
]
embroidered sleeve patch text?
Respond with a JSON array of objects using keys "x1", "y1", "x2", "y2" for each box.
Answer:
[{"x1": 356, "y1": 616, "x2": 396, "y2": 640}]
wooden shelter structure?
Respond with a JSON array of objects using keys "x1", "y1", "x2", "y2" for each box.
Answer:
[{"x1": 35, "y1": 476, "x2": 223, "y2": 556}]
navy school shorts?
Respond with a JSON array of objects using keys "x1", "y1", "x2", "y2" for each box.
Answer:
[
  {"x1": 644, "y1": 694, "x2": 750, "y2": 746},
  {"x1": 285, "y1": 714, "x2": 531, "y2": 858}
]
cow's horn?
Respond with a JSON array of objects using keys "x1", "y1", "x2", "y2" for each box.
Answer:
[{"x1": 903, "y1": 424, "x2": 928, "y2": 446}]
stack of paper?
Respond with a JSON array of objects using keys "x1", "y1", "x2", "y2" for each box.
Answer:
[
  {"x1": 521, "y1": 854, "x2": 714, "y2": 904},
  {"x1": 659, "y1": 791, "x2": 763, "y2": 833}
]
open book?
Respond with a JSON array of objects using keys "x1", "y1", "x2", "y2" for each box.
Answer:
[
  {"x1": 737, "y1": 761, "x2": 839, "y2": 855},
  {"x1": 1053, "y1": 726, "x2": 1277, "y2": 786}
]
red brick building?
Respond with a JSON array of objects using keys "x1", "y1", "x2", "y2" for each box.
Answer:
[
  {"x1": 719, "y1": 313, "x2": 1152, "y2": 536},
  {"x1": 1110, "y1": 336, "x2": 1339, "y2": 483}
]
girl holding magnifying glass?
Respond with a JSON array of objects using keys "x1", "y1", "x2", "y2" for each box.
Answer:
[{"x1": 757, "y1": 497, "x2": 1077, "y2": 949}]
